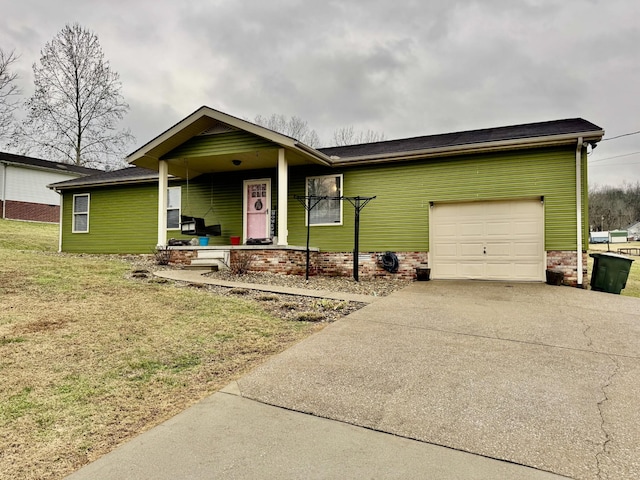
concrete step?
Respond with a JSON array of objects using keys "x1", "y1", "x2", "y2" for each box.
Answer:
[
  {"x1": 197, "y1": 250, "x2": 229, "y2": 260},
  {"x1": 184, "y1": 264, "x2": 218, "y2": 272},
  {"x1": 190, "y1": 258, "x2": 228, "y2": 270}
]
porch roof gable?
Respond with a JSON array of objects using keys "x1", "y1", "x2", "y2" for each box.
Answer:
[{"x1": 127, "y1": 106, "x2": 332, "y2": 178}]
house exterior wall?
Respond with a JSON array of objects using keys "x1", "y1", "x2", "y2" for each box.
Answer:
[
  {"x1": 3, "y1": 200, "x2": 59, "y2": 222},
  {"x1": 61, "y1": 184, "x2": 158, "y2": 253},
  {"x1": 59, "y1": 145, "x2": 588, "y2": 283},
  {"x1": 172, "y1": 170, "x2": 275, "y2": 246},
  {"x1": 1, "y1": 164, "x2": 83, "y2": 222},
  {"x1": 6, "y1": 165, "x2": 72, "y2": 204},
  {"x1": 287, "y1": 146, "x2": 585, "y2": 252},
  {"x1": 163, "y1": 130, "x2": 276, "y2": 158}
]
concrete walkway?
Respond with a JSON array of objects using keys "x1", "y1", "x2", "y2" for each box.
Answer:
[
  {"x1": 68, "y1": 280, "x2": 640, "y2": 479},
  {"x1": 153, "y1": 269, "x2": 379, "y2": 303}
]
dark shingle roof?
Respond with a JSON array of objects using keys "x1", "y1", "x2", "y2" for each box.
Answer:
[
  {"x1": 318, "y1": 118, "x2": 603, "y2": 160},
  {"x1": 49, "y1": 117, "x2": 604, "y2": 189},
  {"x1": 0, "y1": 151, "x2": 100, "y2": 175},
  {"x1": 48, "y1": 167, "x2": 159, "y2": 190}
]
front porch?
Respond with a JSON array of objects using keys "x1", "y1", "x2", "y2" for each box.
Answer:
[{"x1": 127, "y1": 107, "x2": 335, "y2": 251}]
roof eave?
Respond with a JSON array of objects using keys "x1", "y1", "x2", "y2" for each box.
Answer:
[
  {"x1": 331, "y1": 130, "x2": 605, "y2": 166},
  {"x1": 48, "y1": 176, "x2": 160, "y2": 191},
  {"x1": 1, "y1": 159, "x2": 89, "y2": 176}
]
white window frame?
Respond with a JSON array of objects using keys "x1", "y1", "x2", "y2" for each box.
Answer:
[
  {"x1": 167, "y1": 186, "x2": 181, "y2": 230},
  {"x1": 305, "y1": 174, "x2": 343, "y2": 226},
  {"x1": 72, "y1": 193, "x2": 90, "y2": 233}
]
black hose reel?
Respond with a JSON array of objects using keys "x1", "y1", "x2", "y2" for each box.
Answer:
[{"x1": 380, "y1": 251, "x2": 399, "y2": 273}]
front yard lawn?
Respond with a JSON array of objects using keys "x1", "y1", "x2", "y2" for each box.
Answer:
[{"x1": 0, "y1": 220, "x2": 322, "y2": 479}]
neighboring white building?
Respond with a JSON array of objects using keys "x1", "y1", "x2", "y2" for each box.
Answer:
[{"x1": 0, "y1": 152, "x2": 98, "y2": 222}]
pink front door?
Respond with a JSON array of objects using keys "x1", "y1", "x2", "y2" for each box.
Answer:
[{"x1": 245, "y1": 179, "x2": 270, "y2": 240}]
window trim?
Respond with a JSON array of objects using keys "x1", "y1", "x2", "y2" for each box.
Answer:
[
  {"x1": 72, "y1": 193, "x2": 90, "y2": 233},
  {"x1": 167, "y1": 186, "x2": 181, "y2": 230},
  {"x1": 305, "y1": 174, "x2": 343, "y2": 226}
]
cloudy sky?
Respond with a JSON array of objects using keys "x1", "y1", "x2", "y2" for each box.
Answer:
[{"x1": 1, "y1": 0, "x2": 639, "y2": 186}]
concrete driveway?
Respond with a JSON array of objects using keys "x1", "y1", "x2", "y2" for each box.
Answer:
[
  {"x1": 68, "y1": 280, "x2": 640, "y2": 480},
  {"x1": 237, "y1": 281, "x2": 640, "y2": 480}
]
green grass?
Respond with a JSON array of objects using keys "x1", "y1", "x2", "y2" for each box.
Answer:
[
  {"x1": 0, "y1": 219, "x2": 59, "y2": 251},
  {"x1": 0, "y1": 219, "x2": 323, "y2": 480}
]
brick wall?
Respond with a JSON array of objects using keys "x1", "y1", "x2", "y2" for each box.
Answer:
[
  {"x1": 231, "y1": 249, "x2": 318, "y2": 276},
  {"x1": 168, "y1": 247, "x2": 428, "y2": 279},
  {"x1": 317, "y1": 251, "x2": 429, "y2": 279},
  {"x1": 546, "y1": 250, "x2": 589, "y2": 287},
  {"x1": 168, "y1": 249, "x2": 198, "y2": 265},
  {"x1": 3, "y1": 200, "x2": 59, "y2": 223},
  {"x1": 169, "y1": 246, "x2": 589, "y2": 286}
]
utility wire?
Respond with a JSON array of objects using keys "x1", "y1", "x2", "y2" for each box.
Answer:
[
  {"x1": 589, "y1": 151, "x2": 640, "y2": 164},
  {"x1": 601, "y1": 130, "x2": 640, "y2": 141},
  {"x1": 590, "y1": 160, "x2": 640, "y2": 168}
]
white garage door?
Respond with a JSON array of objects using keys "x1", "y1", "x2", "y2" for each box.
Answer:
[{"x1": 430, "y1": 199, "x2": 544, "y2": 281}]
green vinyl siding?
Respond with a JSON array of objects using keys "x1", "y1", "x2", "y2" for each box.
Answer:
[
  {"x1": 60, "y1": 170, "x2": 277, "y2": 254},
  {"x1": 287, "y1": 146, "x2": 585, "y2": 252},
  {"x1": 61, "y1": 145, "x2": 586, "y2": 255},
  {"x1": 162, "y1": 131, "x2": 276, "y2": 159},
  {"x1": 62, "y1": 184, "x2": 158, "y2": 254}
]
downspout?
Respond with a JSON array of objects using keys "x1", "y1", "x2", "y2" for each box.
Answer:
[
  {"x1": 576, "y1": 137, "x2": 584, "y2": 287},
  {"x1": 57, "y1": 189, "x2": 63, "y2": 252},
  {"x1": 1, "y1": 162, "x2": 6, "y2": 219}
]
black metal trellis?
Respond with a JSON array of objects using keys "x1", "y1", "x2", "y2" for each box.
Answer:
[{"x1": 294, "y1": 195, "x2": 376, "y2": 281}]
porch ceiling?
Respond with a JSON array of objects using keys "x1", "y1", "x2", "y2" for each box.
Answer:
[{"x1": 159, "y1": 147, "x2": 317, "y2": 179}]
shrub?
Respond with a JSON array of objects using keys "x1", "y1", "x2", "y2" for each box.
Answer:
[
  {"x1": 153, "y1": 247, "x2": 171, "y2": 265},
  {"x1": 230, "y1": 252, "x2": 254, "y2": 274}
]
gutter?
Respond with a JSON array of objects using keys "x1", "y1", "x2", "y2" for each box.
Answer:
[
  {"x1": 294, "y1": 142, "x2": 333, "y2": 166},
  {"x1": 48, "y1": 176, "x2": 160, "y2": 191},
  {"x1": 576, "y1": 137, "x2": 584, "y2": 287},
  {"x1": 330, "y1": 130, "x2": 605, "y2": 166}
]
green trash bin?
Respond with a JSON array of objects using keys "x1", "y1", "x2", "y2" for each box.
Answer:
[{"x1": 589, "y1": 252, "x2": 634, "y2": 294}]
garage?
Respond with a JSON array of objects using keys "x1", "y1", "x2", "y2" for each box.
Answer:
[{"x1": 430, "y1": 199, "x2": 545, "y2": 281}]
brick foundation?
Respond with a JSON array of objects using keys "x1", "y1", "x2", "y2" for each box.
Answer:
[
  {"x1": 169, "y1": 246, "x2": 588, "y2": 286},
  {"x1": 233, "y1": 249, "x2": 318, "y2": 276},
  {"x1": 168, "y1": 249, "x2": 198, "y2": 266},
  {"x1": 2, "y1": 200, "x2": 59, "y2": 223},
  {"x1": 168, "y1": 246, "x2": 428, "y2": 280},
  {"x1": 546, "y1": 250, "x2": 589, "y2": 287},
  {"x1": 317, "y1": 251, "x2": 429, "y2": 279}
]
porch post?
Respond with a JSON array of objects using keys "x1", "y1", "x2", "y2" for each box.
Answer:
[
  {"x1": 277, "y1": 148, "x2": 288, "y2": 245},
  {"x1": 157, "y1": 159, "x2": 168, "y2": 247}
]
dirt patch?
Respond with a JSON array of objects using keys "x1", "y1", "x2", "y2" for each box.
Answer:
[{"x1": 17, "y1": 319, "x2": 69, "y2": 334}]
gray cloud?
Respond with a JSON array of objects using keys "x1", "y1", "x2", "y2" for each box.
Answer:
[{"x1": 0, "y1": 0, "x2": 638, "y2": 185}]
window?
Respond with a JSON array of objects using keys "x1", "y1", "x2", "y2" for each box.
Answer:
[
  {"x1": 306, "y1": 174, "x2": 343, "y2": 225},
  {"x1": 72, "y1": 194, "x2": 90, "y2": 233},
  {"x1": 167, "y1": 186, "x2": 181, "y2": 229}
]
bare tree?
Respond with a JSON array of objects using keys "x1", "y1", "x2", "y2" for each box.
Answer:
[
  {"x1": 332, "y1": 126, "x2": 385, "y2": 146},
  {"x1": 253, "y1": 114, "x2": 321, "y2": 147},
  {"x1": 589, "y1": 182, "x2": 640, "y2": 231},
  {"x1": 12, "y1": 23, "x2": 133, "y2": 169},
  {"x1": 0, "y1": 48, "x2": 20, "y2": 143}
]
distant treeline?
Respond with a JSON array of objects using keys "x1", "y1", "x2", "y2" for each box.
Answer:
[{"x1": 589, "y1": 182, "x2": 640, "y2": 231}]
